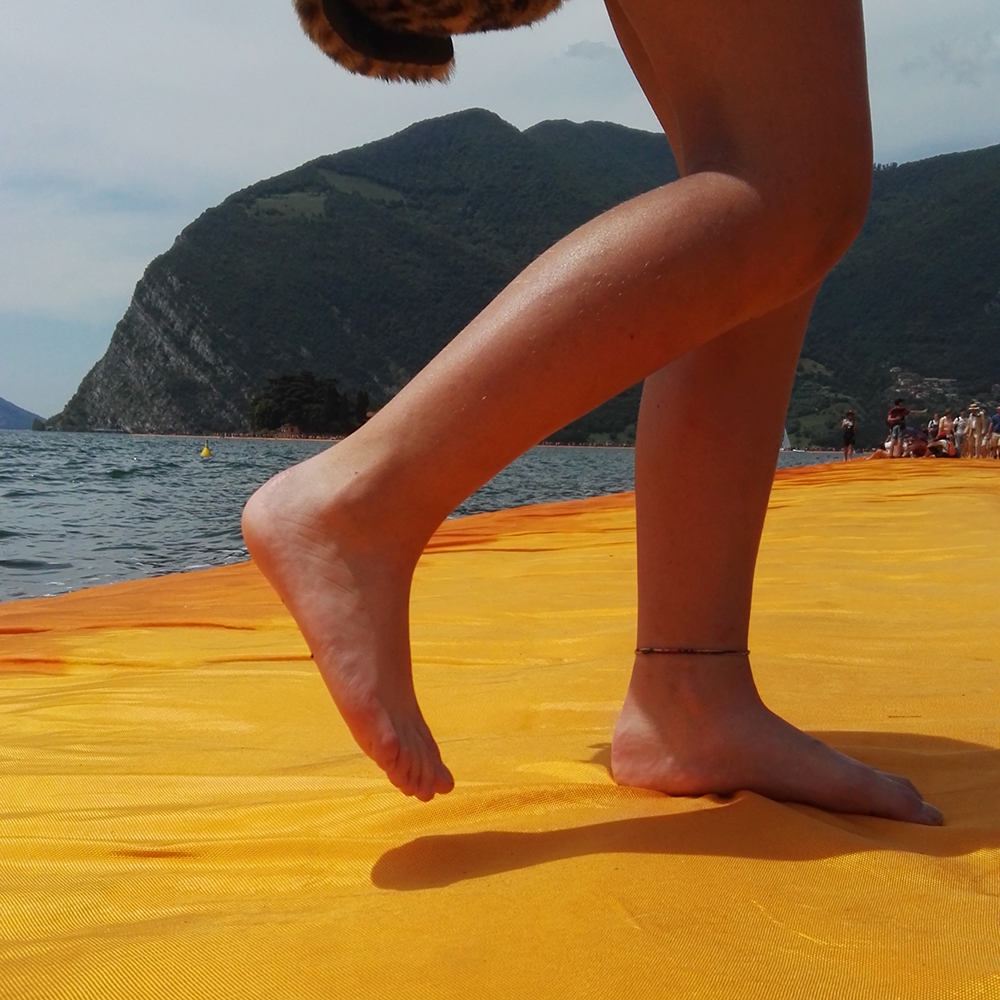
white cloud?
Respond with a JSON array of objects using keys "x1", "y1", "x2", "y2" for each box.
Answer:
[
  {"x1": 903, "y1": 31, "x2": 1000, "y2": 87},
  {"x1": 864, "y1": 0, "x2": 1000, "y2": 160},
  {"x1": 565, "y1": 40, "x2": 617, "y2": 60}
]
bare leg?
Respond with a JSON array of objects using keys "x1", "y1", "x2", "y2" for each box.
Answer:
[
  {"x1": 610, "y1": 294, "x2": 942, "y2": 823},
  {"x1": 244, "y1": 0, "x2": 940, "y2": 819}
]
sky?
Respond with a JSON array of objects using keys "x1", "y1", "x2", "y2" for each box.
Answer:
[{"x1": 1, "y1": 0, "x2": 998, "y2": 417}]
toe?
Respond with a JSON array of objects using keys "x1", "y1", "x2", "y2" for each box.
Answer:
[
  {"x1": 881, "y1": 770, "x2": 923, "y2": 798},
  {"x1": 874, "y1": 771, "x2": 942, "y2": 824},
  {"x1": 389, "y1": 728, "x2": 413, "y2": 792},
  {"x1": 875, "y1": 774, "x2": 940, "y2": 825},
  {"x1": 409, "y1": 730, "x2": 438, "y2": 803},
  {"x1": 434, "y1": 760, "x2": 455, "y2": 795},
  {"x1": 413, "y1": 717, "x2": 451, "y2": 799},
  {"x1": 368, "y1": 724, "x2": 417, "y2": 796},
  {"x1": 413, "y1": 770, "x2": 437, "y2": 802},
  {"x1": 368, "y1": 723, "x2": 402, "y2": 776},
  {"x1": 919, "y1": 801, "x2": 944, "y2": 825}
]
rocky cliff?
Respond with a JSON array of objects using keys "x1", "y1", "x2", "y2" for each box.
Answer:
[
  {"x1": 49, "y1": 110, "x2": 676, "y2": 434},
  {"x1": 47, "y1": 110, "x2": 1000, "y2": 447},
  {"x1": 56, "y1": 270, "x2": 249, "y2": 433}
]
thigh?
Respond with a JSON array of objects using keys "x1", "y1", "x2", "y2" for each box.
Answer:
[{"x1": 604, "y1": 0, "x2": 872, "y2": 190}]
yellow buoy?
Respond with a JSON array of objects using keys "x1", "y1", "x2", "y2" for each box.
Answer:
[{"x1": 200, "y1": 444, "x2": 212, "y2": 458}]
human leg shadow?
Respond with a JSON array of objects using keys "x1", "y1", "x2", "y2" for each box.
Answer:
[{"x1": 371, "y1": 732, "x2": 999, "y2": 890}]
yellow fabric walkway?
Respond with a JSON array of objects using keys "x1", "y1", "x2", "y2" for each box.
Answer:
[{"x1": 1, "y1": 460, "x2": 998, "y2": 999}]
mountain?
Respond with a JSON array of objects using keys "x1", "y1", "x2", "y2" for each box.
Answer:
[
  {"x1": 47, "y1": 111, "x2": 1000, "y2": 448},
  {"x1": 47, "y1": 110, "x2": 676, "y2": 434},
  {"x1": 0, "y1": 396, "x2": 42, "y2": 430},
  {"x1": 790, "y1": 144, "x2": 1000, "y2": 447}
]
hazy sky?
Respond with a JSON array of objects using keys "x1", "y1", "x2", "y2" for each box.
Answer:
[{"x1": 2, "y1": 0, "x2": 998, "y2": 416}]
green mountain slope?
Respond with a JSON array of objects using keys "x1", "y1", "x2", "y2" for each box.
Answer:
[
  {"x1": 791, "y1": 145, "x2": 1000, "y2": 447},
  {"x1": 48, "y1": 111, "x2": 999, "y2": 448},
  {"x1": 49, "y1": 110, "x2": 676, "y2": 434}
]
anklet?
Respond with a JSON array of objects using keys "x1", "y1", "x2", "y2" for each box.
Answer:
[{"x1": 635, "y1": 646, "x2": 749, "y2": 656}]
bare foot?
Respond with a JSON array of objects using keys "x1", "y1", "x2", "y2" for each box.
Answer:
[
  {"x1": 611, "y1": 655, "x2": 943, "y2": 825},
  {"x1": 242, "y1": 450, "x2": 454, "y2": 801}
]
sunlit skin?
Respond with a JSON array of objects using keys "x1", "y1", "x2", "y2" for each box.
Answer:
[{"x1": 242, "y1": 0, "x2": 943, "y2": 823}]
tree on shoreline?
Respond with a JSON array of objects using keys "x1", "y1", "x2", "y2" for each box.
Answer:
[{"x1": 249, "y1": 371, "x2": 369, "y2": 436}]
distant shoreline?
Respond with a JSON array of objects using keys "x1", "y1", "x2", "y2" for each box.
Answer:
[
  {"x1": 30, "y1": 428, "x2": 643, "y2": 449},
  {"x1": 16, "y1": 428, "x2": 847, "y2": 456}
]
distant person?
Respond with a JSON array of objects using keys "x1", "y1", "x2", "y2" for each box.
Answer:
[
  {"x1": 244, "y1": 0, "x2": 942, "y2": 825},
  {"x1": 841, "y1": 410, "x2": 857, "y2": 461},
  {"x1": 927, "y1": 425, "x2": 953, "y2": 458},
  {"x1": 886, "y1": 399, "x2": 910, "y2": 458},
  {"x1": 991, "y1": 407, "x2": 1000, "y2": 458},
  {"x1": 886, "y1": 398, "x2": 926, "y2": 458},
  {"x1": 927, "y1": 414, "x2": 939, "y2": 440},
  {"x1": 968, "y1": 405, "x2": 987, "y2": 458},
  {"x1": 936, "y1": 410, "x2": 955, "y2": 458},
  {"x1": 904, "y1": 432, "x2": 929, "y2": 459},
  {"x1": 937, "y1": 410, "x2": 953, "y2": 440},
  {"x1": 954, "y1": 409, "x2": 969, "y2": 456}
]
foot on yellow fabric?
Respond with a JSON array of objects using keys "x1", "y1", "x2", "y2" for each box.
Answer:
[
  {"x1": 611, "y1": 655, "x2": 944, "y2": 825},
  {"x1": 242, "y1": 454, "x2": 454, "y2": 802}
]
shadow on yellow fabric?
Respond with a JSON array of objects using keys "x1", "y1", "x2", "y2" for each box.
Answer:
[
  {"x1": 1, "y1": 461, "x2": 998, "y2": 998},
  {"x1": 374, "y1": 730, "x2": 999, "y2": 890}
]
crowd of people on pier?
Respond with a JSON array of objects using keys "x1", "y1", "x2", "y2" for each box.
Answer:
[{"x1": 841, "y1": 400, "x2": 1000, "y2": 460}]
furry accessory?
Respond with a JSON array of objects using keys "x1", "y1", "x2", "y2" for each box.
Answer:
[{"x1": 294, "y1": 0, "x2": 564, "y2": 83}]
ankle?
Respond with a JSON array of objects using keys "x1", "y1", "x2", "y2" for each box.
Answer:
[
  {"x1": 625, "y1": 652, "x2": 759, "y2": 718},
  {"x1": 293, "y1": 443, "x2": 441, "y2": 561}
]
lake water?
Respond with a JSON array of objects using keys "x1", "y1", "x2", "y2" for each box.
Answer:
[{"x1": 0, "y1": 431, "x2": 837, "y2": 604}]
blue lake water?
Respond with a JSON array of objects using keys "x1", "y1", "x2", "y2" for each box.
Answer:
[{"x1": 0, "y1": 431, "x2": 837, "y2": 603}]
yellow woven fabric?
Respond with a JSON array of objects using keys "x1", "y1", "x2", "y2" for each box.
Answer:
[{"x1": 1, "y1": 460, "x2": 997, "y2": 999}]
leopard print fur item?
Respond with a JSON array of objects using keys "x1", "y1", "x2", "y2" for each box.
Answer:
[{"x1": 294, "y1": 0, "x2": 564, "y2": 83}]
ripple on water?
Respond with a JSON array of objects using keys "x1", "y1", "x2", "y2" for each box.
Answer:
[
  {"x1": 0, "y1": 558, "x2": 73, "y2": 571},
  {"x1": 0, "y1": 431, "x2": 838, "y2": 603}
]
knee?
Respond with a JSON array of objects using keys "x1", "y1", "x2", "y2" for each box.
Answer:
[
  {"x1": 680, "y1": 142, "x2": 872, "y2": 320},
  {"x1": 797, "y1": 156, "x2": 871, "y2": 276},
  {"x1": 759, "y1": 147, "x2": 872, "y2": 295}
]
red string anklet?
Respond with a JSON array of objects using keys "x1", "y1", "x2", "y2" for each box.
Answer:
[{"x1": 635, "y1": 646, "x2": 750, "y2": 656}]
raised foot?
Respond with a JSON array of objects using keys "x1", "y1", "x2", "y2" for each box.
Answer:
[
  {"x1": 242, "y1": 454, "x2": 454, "y2": 801},
  {"x1": 611, "y1": 658, "x2": 943, "y2": 825}
]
